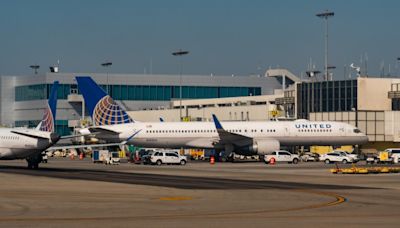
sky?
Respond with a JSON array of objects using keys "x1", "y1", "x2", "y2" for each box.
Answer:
[{"x1": 0, "y1": 0, "x2": 399, "y2": 80}]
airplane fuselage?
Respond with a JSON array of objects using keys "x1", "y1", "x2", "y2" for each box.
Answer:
[
  {"x1": 92, "y1": 120, "x2": 368, "y2": 154},
  {"x1": 0, "y1": 128, "x2": 55, "y2": 159}
]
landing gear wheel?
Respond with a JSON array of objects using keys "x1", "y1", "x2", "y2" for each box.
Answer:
[{"x1": 26, "y1": 153, "x2": 42, "y2": 169}]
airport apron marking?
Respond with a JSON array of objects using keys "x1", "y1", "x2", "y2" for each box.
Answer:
[{"x1": 0, "y1": 189, "x2": 346, "y2": 221}]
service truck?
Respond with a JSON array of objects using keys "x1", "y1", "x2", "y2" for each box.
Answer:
[
  {"x1": 93, "y1": 150, "x2": 120, "y2": 165},
  {"x1": 366, "y1": 150, "x2": 394, "y2": 164}
]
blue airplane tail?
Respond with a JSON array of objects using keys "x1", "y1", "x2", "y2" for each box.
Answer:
[
  {"x1": 76, "y1": 76, "x2": 134, "y2": 126},
  {"x1": 38, "y1": 81, "x2": 59, "y2": 132}
]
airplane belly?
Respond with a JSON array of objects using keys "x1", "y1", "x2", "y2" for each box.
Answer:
[
  {"x1": 0, "y1": 147, "x2": 14, "y2": 159},
  {"x1": 185, "y1": 138, "x2": 214, "y2": 149},
  {"x1": 131, "y1": 137, "x2": 212, "y2": 149},
  {"x1": 0, "y1": 147, "x2": 40, "y2": 160},
  {"x1": 12, "y1": 148, "x2": 41, "y2": 159},
  {"x1": 279, "y1": 136, "x2": 367, "y2": 146},
  {"x1": 131, "y1": 138, "x2": 170, "y2": 148}
]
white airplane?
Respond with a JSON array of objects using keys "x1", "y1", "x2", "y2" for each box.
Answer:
[
  {"x1": 76, "y1": 77, "x2": 368, "y2": 157},
  {"x1": 0, "y1": 81, "x2": 61, "y2": 168}
]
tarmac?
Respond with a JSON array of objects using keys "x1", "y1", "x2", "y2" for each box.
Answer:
[{"x1": 0, "y1": 158, "x2": 399, "y2": 228}]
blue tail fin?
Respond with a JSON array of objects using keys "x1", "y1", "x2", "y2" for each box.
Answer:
[
  {"x1": 75, "y1": 76, "x2": 134, "y2": 126},
  {"x1": 39, "y1": 81, "x2": 59, "y2": 132}
]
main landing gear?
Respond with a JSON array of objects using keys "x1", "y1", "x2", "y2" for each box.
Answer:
[{"x1": 26, "y1": 153, "x2": 42, "y2": 169}]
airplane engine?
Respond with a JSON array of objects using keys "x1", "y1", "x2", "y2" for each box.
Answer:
[{"x1": 248, "y1": 139, "x2": 280, "y2": 155}]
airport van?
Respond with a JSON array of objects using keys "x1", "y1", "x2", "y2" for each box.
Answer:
[{"x1": 149, "y1": 150, "x2": 187, "y2": 165}]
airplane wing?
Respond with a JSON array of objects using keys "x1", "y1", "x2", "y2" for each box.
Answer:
[
  {"x1": 88, "y1": 126, "x2": 120, "y2": 135},
  {"x1": 49, "y1": 129, "x2": 142, "y2": 151},
  {"x1": 48, "y1": 142, "x2": 125, "y2": 151},
  {"x1": 212, "y1": 114, "x2": 253, "y2": 147},
  {"x1": 60, "y1": 133, "x2": 98, "y2": 139}
]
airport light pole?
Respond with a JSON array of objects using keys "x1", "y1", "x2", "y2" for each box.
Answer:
[
  {"x1": 172, "y1": 49, "x2": 189, "y2": 121},
  {"x1": 397, "y1": 57, "x2": 400, "y2": 76},
  {"x1": 101, "y1": 62, "x2": 112, "y2": 94},
  {"x1": 29, "y1": 65, "x2": 40, "y2": 75},
  {"x1": 316, "y1": 10, "x2": 334, "y2": 81}
]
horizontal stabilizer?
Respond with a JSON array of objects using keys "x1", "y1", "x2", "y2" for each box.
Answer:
[{"x1": 11, "y1": 130, "x2": 50, "y2": 140}]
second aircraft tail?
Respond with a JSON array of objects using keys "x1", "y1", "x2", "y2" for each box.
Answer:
[
  {"x1": 37, "y1": 81, "x2": 59, "y2": 132},
  {"x1": 76, "y1": 76, "x2": 134, "y2": 126}
]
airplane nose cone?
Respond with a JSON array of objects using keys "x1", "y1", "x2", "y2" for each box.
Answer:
[{"x1": 50, "y1": 133, "x2": 61, "y2": 143}]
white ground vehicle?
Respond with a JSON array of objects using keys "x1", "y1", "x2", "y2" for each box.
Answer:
[
  {"x1": 150, "y1": 151, "x2": 187, "y2": 165},
  {"x1": 300, "y1": 152, "x2": 320, "y2": 162},
  {"x1": 366, "y1": 149, "x2": 400, "y2": 164},
  {"x1": 93, "y1": 150, "x2": 120, "y2": 165},
  {"x1": 333, "y1": 150, "x2": 360, "y2": 163},
  {"x1": 264, "y1": 150, "x2": 300, "y2": 164},
  {"x1": 320, "y1": 152, "x2": 354, "y2": 164},
  {"x1": 106, "y1": 152, "x2": 120, "y2": 165},
  {"x1": 385, "y1": 148, "x2": 400, "y2": 164}
]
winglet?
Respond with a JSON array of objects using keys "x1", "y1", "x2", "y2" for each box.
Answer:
[
  {"x1": 212, "y1": 114, "x2": 223, "y2": 130},
  {"x1": 121, "y1": 129, "x2": 142, "y2": 145}
]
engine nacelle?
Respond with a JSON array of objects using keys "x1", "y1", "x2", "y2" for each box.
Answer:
[{"x1": 248, "y1": 139, "x2": 280, "y2": 155}]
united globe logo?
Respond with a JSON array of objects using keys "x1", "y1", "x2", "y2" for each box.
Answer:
[
  {"x1": 92, "y1": 96, "x2": 133, "y2": 126},
  {"x1": 40, "y1": 105, "x2": 54, "y2": 132}
]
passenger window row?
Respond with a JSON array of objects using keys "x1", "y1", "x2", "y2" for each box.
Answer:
[
  {"x1": 145, "y1": 129, "x2": 276, "y2": 134},
  {"x1": 0, "y1": 136, "x2": 20, "y2": 140},
  {"x1": 298, "y1": 129, "x2": 332, "y2": 132}
]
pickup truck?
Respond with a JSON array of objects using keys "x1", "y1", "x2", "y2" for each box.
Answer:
[{"x1": 264, "y1": 150, "x2": 300, "y2": 164}]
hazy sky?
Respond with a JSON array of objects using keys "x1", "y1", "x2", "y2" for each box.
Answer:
[{"x1": 0, "y1": 0, "x2": 399, "y2": 79}]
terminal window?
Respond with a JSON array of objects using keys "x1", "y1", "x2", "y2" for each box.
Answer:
[{"x1": 16, "y1": 84, "x2": 261, "y2": 102}]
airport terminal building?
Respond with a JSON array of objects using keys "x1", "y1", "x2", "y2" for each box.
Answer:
[
  {"x1": 295, "y1": 77, "x2": 400, "y2": 147},
  {"x1": 2, "y1": 68, "x2": 400, "y2": 148},
  {"x1": 0, "y1": 72, "x2": 285, "y2": 135}
]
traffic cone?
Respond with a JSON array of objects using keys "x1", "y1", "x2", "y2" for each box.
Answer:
[
  {"x1": 210, "y1": 156, "x2": 215, "y2": 165},
  {"x1": 269, "y1": 157, "x2": 276, "y2": 165}
]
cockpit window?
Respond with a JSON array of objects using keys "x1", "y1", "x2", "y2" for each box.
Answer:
[{"x1": 353, "y1": 128, "x2": 361, "y2": 133}]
